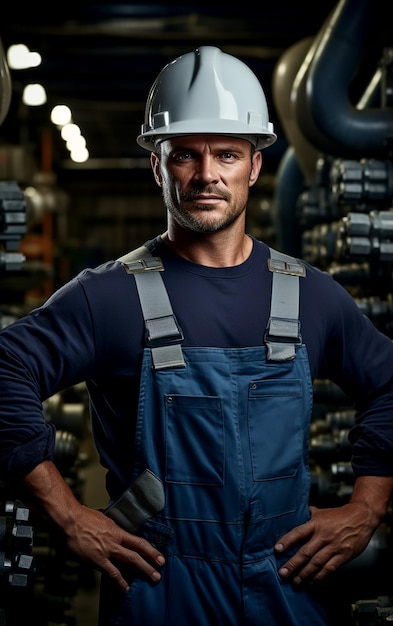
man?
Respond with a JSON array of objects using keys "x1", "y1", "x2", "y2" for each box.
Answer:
[{"x1": 1, "y1": 46, "x2": 393, "y2": 625}]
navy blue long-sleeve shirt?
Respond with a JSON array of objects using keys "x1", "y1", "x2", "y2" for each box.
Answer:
[{"x1": 1, "y1": 236, "x2": 393, "y2": 498}]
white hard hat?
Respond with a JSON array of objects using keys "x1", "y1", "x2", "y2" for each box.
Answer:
[{"x1": 137, "y1": 46, "x2": 277, "y2": 151}]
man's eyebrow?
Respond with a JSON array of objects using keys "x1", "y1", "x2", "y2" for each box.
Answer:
[
  {"x1": 170, "y1": 145, "x2": 193, "y2": 152},
  {"x1": 170, "y1": 144, "x2": 245, "y2": 153}
]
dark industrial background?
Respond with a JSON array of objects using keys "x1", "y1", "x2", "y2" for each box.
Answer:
[
  {"x1": 0, "y1": 0, "x2": 343, "y2": 285},
  {"x1": 1, "y1": 1, "x2": 393, "y2": 625}
]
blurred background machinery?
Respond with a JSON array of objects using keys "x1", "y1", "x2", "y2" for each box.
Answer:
[{"x1": 271, "y1": 1, "x2": 393, "y2": 622}]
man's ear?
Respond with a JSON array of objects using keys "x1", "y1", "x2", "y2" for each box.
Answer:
[
  {"x1": 249, "y1": 150, "x2": 262, "y2": 187},
  {"x1": 150, "y1": 152, "x2": 162, "y2": 186}
]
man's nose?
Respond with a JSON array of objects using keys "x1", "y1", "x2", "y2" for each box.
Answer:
[{"x1": 193, "y1": 155, "x2": 219, "y2": 184}]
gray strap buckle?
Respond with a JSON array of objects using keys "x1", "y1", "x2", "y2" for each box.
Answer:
[
  {"x1": 122, "y1": 257, "x2": 164, "y2": 274},
  {"x1": 104, "y1": 469, "x2": 165, "y2": 534},
  {"x1": 267, "y1": 257, "x2": 306, "y2": 277}
]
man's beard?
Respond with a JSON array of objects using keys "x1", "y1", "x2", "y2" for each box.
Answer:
[{"x1": 163, "y1": 186, "x2": 246, "y2": 233}]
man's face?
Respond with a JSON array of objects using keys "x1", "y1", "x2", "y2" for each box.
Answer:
[{"x1": 150, "y1": 135, "x2": 262, "y2": 234}]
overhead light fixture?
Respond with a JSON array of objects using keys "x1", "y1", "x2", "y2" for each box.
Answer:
[
  {"x1": 70, "y1": 147, "x2": 89, "y2": 163},
  {"x1": 51, "y1": 106, "x2": 90, "y2": 164},
  {"x1": 50, "y1": 105, "x2": 72, "y2": 126},
  {"x1": 66, "y1": 135, "x2": 86, "y2": 152},
  {"x1": 22, "y1": 83, "x2": 47, "y2": 106},
  {"x1": 60, "y1": 123, "x2": 81, "y2": 142},
  {"x1": 7, "y1": 43, "x2": 41, "y2": 69}
]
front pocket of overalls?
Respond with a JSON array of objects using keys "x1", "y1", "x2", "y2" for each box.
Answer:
[
  {"x1": 248, "y1": 378, "x2": 303, "y2": 480},
  {"x1": 164, "y1": 394, "x2": 224, "y2": 485}
]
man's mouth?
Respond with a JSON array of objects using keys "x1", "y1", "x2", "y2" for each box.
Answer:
[{"x1": 182, "y1": 187, "x2": 228, "y2": 203}]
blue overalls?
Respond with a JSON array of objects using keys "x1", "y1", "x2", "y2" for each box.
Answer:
[{"x1": 99, "y1": 247, "x2": 329, "y2": 626}]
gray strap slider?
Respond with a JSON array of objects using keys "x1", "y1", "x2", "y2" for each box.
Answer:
[
  {"x1": 268, "y1": 257, "x2": 306, "y2": 277},
  {"x1": 266, "y1": 317, "x2": 302, "y2": 340},
  {"x1": 122, "y1": 257, "x2": 164, "y2": 274},
  {"x1": 145, "y1": 315, "x2": 184, "y2": 347},
  {"x1": 264, "y1": 317, "x2": 302, "y2": 363}
]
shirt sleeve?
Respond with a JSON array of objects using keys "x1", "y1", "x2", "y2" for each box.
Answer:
[
  {"x1": 302, "y1": 265, "x2": 393, "y2": 478},
  {"x1": 0, "y1": 273, "x2": 97, "y2": 478}
]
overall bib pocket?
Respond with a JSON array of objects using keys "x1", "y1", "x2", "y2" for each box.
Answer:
[
  {"x1": 248, "y1": 378, "x2": 303, "y2": 481},
  {"x1": 164, "y1": 393, "x2": 224, "y2": 486}
]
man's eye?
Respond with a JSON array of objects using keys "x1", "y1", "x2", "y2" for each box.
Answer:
[{"x1": 173, "y1": 152, "x2": 191, "y2": 161}]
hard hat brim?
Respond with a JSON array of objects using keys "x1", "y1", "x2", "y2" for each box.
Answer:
[{"x1": 137, "y1": 128, "x2": 277, "y2": 152}]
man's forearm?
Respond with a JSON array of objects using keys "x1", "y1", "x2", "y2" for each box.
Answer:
[
  {"x1": 23, "y1": 459, "x2": 84, "y2": 531},
  {"x1": 349, "y1": 474, "x2": 393, "y2": 527}
]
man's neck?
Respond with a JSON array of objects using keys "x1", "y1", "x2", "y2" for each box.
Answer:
[{"x1": 161, "y1": 230, "x2": 253, "y2": 267}]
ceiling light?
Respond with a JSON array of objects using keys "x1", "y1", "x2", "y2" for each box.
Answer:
[
  {"x1": 7, "y1": 43, "x2": 41, "y2": 69},
  {"x1": 70, "y1": 147, "x2": 89, "y2": 163},
  {"x1": 51, "y1": 105, "x2": 72, "y2": 126},
  {"x1": 66, "y1": 135, "x2": 86, "y2": 151},
  {"x1": 22, "y1": 83, "x2": 47, "y2": 106},
  {"x1": 61, "y1": 123, "x2": 81, "y2": 141}
]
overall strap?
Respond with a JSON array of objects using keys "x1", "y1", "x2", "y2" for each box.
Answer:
[
  {"x1": 265, "y1": 247, "x2": 306, "y2": 361},
  {"x1": 118, "y1": 244, "x2": 305, "y2": 366},
  {"x1": 118, "y1": 246, "x2": 186, "y2": 370}
]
